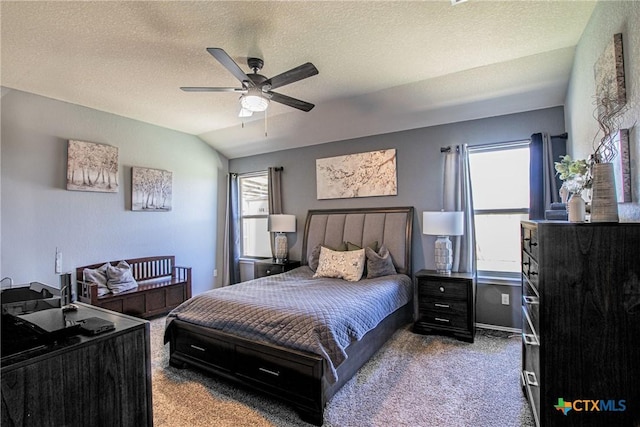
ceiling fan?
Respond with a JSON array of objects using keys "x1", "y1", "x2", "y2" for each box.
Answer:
[{"x1": 181, "y1": 48, "x2": 319, "y2": 117}]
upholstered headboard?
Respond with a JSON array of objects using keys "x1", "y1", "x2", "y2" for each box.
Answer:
[{"x1": 301, "y1": 207, "x2": 414, "y2": 276}]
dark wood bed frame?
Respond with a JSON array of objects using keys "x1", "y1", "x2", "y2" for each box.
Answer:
[{"x1": 166, "y1": 206, "x2": 414, "y2": 425}]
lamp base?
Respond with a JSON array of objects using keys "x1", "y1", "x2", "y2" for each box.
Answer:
[
  {"x1": 434, "y1": 235, "x2": 453, "y2": 275},
  {"x1": 274, "y1": 232, "x2": 288, "y2": 263}
]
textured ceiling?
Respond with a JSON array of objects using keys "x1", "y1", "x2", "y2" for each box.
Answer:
[{"x1": 1, "y1": 1, "x2": 596, "y2": 159}]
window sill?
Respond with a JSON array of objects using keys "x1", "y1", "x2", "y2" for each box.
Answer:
[{"x1": 477, "y1": 272, "x2": 521, "y2": 287}]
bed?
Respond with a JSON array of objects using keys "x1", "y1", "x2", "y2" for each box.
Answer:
[{"x1": 164, "y1": 206, "x2": 414, "y2": 425}]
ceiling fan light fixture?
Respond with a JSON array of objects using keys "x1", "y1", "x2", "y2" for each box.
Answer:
[
  {"x1": 239, "y1": 107, "x2": 253, "y2": 117},
  {"x1": 240, "y1": 88, "x2": 269, "y2": 112}
]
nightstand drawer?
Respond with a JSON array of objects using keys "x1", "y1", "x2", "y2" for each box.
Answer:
[
  {"x1": 419, "y1": 280, "x2": 467, "y2": 300},
  {"x1": 417, "y1": 312, "x2": 467, "y2": 329},
  {"x1": 418, "y1": 300, "x2": 468, "y2": 317},
  {"x1": 255, "y1": 263, "x2": 286, "y2": 277},
  {"x1": 254, "y1": 260, "x2": 301, "y2": 279}
]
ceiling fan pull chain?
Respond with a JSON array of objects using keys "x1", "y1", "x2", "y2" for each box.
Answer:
[{"x1": 264, "y1": 109, "x2": 268, "y2": 138}]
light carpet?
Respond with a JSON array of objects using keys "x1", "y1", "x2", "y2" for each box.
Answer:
[{"x1": 150, "y1": 317, "x2": 535, "y2": 426}]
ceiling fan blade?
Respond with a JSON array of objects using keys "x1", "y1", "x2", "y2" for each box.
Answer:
[
  {"x1": 265, "y1": 63, "x2": 318, "y2": 90},
  {"x1": 268, "y1": 91, "x2": 315, "y2": 112},
  {"x1": 207, "y1": 47, "x2": 255, "y2": 88},
  {"x1": 180, "y1": 87, "x2": 246, "y2": 92}
]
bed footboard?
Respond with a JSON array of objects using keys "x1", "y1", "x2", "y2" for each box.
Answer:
[{"x1": 167, "y1": 319, "x2": 326, "y2": 425}]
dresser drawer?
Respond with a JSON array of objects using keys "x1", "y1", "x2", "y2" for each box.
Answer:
[
  {"x1": 522, "y1": 227, "x2": 538, "y2": 260},
  {"x1": 522, "y1": 305, "x2": 541, "y2": 427},
  {"x1": 522, "y1": 281, "x2": 539, "y2": 331},
  {"x1": 419, "y1": 280, "x2": 467, "y2": 300}
]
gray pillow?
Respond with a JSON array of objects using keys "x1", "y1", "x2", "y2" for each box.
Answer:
[
  {"x1": 83, "y1": 263, "x2": 110, "y2": 297},
  {"x1": 106, "y1": 260, "x2": 138, "y2": 294},
  {"x1": 365, "y1": 244, "x2": 397, "y2": 279}
]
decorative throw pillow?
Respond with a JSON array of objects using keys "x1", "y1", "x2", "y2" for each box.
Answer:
[
  {"x1": 83, "y1": 263, "x2": 110, "y2": 297},
  {"x1": 106, "y1": 261, "x2": 138, "y2": 294},
  {"x1": 346, "y1": 240, "x2": 379, "y2": 253},
  {"x1": 308, "y1": 242, "x2": 348, "y2": 271},
  {"x1": 366, "y1": 244, "x2": 397, "y2": 279},
  {"x1": 313, "y1": 246, "x2": 365, "y2": 282}
]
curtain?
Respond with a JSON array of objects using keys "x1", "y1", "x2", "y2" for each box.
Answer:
[
  {"x1": 222, "y1": 173, "x2": 241, "y2": 286},
  {"x1": 529, "y1": 132, "x2": 567, "y2": 219},
  {"x1": 268, "y1": 167, "x2": 283, "y2": 258},
  {"x1": 443, "y1": 145, "x2": 476, "y2": 274}
]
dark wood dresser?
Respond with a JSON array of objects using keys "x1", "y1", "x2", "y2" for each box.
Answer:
[
  {"x1": 1, "y1": 303, "x2": 152, "y2": 427},
  {"x1": 413, "y1": 270, "x2": 476, "y2": 343},
  {"x1": 520, "y1": 221, "x2": 640, "y2": 426}
]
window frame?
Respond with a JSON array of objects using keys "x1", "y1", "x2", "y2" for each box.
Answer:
[
  {"x1": 238, "y1": 171, "x2": 271, "y2": 258},
  {"x1": 468, "y1": 140, "x2": 530, "y2": 279}
]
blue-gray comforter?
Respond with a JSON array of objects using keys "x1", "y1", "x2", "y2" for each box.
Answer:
[{"x1": 165, "y1": 266, "x2": 412, "y2": 383}]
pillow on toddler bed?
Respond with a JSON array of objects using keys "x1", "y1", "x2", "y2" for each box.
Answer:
[
  {"x1": 83, "y1": 263, "x2": 111, "y2": 297},
  {"x1": 106, "y1": 261, "x2": 138, "y2": 294},
  {"x1": 313, "y1": 246, "x2": 365, "y2": 282}
]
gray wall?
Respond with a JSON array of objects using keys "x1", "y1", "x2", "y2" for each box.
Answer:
[
  {"x1": 1, "y1": 89, "x2": 227, "y2": 296},
  {"x1": 230, "y1": 106, "x2": 565, "y2": 329},
  {"x1": 565, "y1": 0, "x2": 640, "y2": 221}
]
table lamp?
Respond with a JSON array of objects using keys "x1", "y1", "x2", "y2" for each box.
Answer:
[
  {"x1": 268, "y1": 214, "x2": 296, "y2": 263},
  {"x1": 423, "y1": 211, "x2": 464, "y2": 275}
]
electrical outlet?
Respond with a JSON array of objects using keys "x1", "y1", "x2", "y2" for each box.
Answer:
[
  {"x1": 213, "y1": 269, "x2": 218, "y2": 277},
  {"x1": 501, "y1": 293, "x2": 509, "y2": 305}
]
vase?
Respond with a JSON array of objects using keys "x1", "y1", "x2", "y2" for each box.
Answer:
[
  {"x1": 567, "y1": 192, "x2": 586, "y2": 223},
  {"x1": 590, "y1": 163, "x2": 619, "y2": 223}
]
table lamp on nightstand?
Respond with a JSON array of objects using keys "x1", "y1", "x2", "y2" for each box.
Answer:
[
  {"x1": 423, "y1": 211, "x2": 464, "y2": 275},
  {"x1": 268, "y1": 214, "x2": 296, "y2": 263}
]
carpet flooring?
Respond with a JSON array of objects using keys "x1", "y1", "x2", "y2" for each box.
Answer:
[{"x1": 150, "y1": 317, "x2": 535, "y2": 426}]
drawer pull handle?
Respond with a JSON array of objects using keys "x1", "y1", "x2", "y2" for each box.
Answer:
[
  {"x1": 523, "y1": 296, "x2": 539, "y2": 305},
  {"x1": 439, "y1": 286, "x2": 445, "y2": 293},
  {"x1": 434, "y1": 317, "x2": 450, "y2": 323},
  {"x1": 265, "y1": 269, "x2": 271, "y2": 275},
  {"x1": 522, "y1": 333, "x2": 539, "y2": 347},
  {"x1": 259, "y1": 367, "x2": 280, "y2": 377},
  {"x1": 434, "y1": 303, "x2": 450, "y2": 308},
  {"x1": 524, "y1": 370, "x2": 539, "y2": 387},
  {"x1": 190, "y1": 344, "x2": 206, "y2": 352}
]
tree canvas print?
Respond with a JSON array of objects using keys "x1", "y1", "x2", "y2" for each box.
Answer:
[
  {"x1": 316, "y1": 149, "x2": 397, "y2": 199},
  {"x1": 67, "y1": 140, "x2": 119, "y2": 192},
  {"x1": 132, "y1": 167, "x2": 172, "y2": 211}
]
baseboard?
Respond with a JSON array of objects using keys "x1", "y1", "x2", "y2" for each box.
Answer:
[{"x1": 475, "y1": 322, "x2": 521, "y2": 334}]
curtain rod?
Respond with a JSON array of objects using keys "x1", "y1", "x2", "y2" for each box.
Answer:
[{"x1": 229, "y1": 166, "x2": 283, "y2": 175}]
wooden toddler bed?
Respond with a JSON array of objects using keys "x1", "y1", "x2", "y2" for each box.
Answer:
[{"x1": 165, "y1": 206, "x2": 414, "y2": 425}]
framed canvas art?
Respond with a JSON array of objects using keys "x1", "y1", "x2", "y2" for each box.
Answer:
[
  {"x1": 132, "y1": 167, "x2": 172, "y2": 211},
  {"x1": 316, "y1": 149, "x2": 397, "y2": 199},
  {"x1": 67, "y1": 140, "x2": 119, "y2": 192}
]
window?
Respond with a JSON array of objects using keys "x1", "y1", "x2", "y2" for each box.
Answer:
[
  {"x1": 239, "y1": 172, "x2": 271, "y2": 257},
  {"x1": 468, "y1": 141, "x2": 530, "y2": 275}
]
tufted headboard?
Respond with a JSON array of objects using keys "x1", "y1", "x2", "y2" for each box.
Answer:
[{"x1": 301, "y1": 206, "x2": 414, "y2": 276}]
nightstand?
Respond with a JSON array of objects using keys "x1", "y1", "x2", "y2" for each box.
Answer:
[
  {"x1": 254, "y1": 259, "x2": 301, "y2": 279},
  {"x1": 413, "y1": 269, "x2": 476, "y2": 343}
]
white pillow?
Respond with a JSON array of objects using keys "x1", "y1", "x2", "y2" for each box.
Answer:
[
  {"x1": 83, "y1": 263, "x2": 110, "y2": 297},
  {"x1": 106, "y1": 260, "x2": 138, "y2": 294},
  {"x1": 313, "y1": 246, "x2": 365, "y2": 282}
]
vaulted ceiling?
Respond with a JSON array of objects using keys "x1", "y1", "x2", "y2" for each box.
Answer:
[{"x1": 1, "y1": 1, "x2": 596, "y2": 159}]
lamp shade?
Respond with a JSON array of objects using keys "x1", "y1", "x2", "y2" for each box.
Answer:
[
  {"x1": 423, "y1": 211, "x2": 464, "y2": 236},
  {"x1": 268, "y1": 214, "x2": 296, "y2": 233}
]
